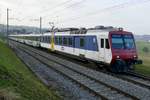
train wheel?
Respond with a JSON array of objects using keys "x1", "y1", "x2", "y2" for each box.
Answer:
[{"x1": 111, "y1": 59, "x2": 126, "y2": 73}]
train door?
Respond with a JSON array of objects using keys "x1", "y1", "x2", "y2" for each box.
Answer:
[
  {"x1": 99, "y1": 36, "x2": 112, "y2": 63},
  {"x1": 74, "y1": 36, "x2": 86, "y2": 57},
  {"x1": 104, "y1": 38, "x2": 112, "y2": 63},
  {"x1": 99, "y1": 37, "x2": 105, "y2": 62}
]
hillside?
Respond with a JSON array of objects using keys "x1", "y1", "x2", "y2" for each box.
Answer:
[
  {"x1": 134, "y1": 35, "x2": 150, "y2": 41},
  {"x1": 0, "y1": 24, "x2": 48, "y2": 36},
  {"x1": 0, "y1": 40, "x2": 60, "y2": 100}
]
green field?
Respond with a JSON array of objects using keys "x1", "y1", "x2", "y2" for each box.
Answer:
[
  {"x1": 0, "y1": 40, "x2": 60, "y2": 99},
  {"x1": 135, "y1": 41, "x2": 150, "y2": 76}
]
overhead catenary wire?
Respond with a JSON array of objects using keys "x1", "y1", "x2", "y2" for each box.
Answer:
[
  {"x1": 42, "y1": 0, "x2": 87, "y2": 18},
  {"x1": 21, "y1": 0, "x2": 87, "y2": 23},
  {"x1": 4, "y1": 0, "x2": 150, "y2": 28},
  {"x1": 22, "y1": 0, "x2": 87, "y2": 27},
  {"x1": 57, "y1": 0, "x2": 150, "y2": 24},
  {"x1": 21, "y1": 0, "x2": 75, "y2": 20}
]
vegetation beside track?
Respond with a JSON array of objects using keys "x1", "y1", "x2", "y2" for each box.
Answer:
[
  {"x1": 135, "y1": 41, "x2": 150, "y2": 76},
  {"x1": 0, "y1": 40, "x2": 60, "y2": 100}
]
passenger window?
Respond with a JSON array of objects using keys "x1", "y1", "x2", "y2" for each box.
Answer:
[
  {"x1": 35, "y1": 37, "x2": 38, "y2": 41},
  {"x1": 44, "y1": 36, "x2": 47, "y2": 43},
  {"x1": 42, "y1": 37, "x2": 44, "y2": 42},
  {"x1": 44, "y1": 37, "x2": 46, "y2": 42},
  {"x1": 40, "y1": 37, "x2": 42, "y2": 41},
  {"x1": 105, "y1": 39, "x2": 110, "y2": 49},
  {"x1": 68, "y1": 38, "x2": 72, "y2": 46},
  {"x1": 93, "y1": 37, "x2": 96, "y2": 44},
  {"x1": 48, "y1": 37, "x2": 50, "y2": 43},
  {"x1": 59, "y1": 37, "x2": 62, "y2": 45},
  {"x1": 50, "y1": 36, "x2": 52, "y2": 43},
  {"x1": 55, "y1": 37, "x2": 58, "y2": 44},
  {"x1": 80, "y1": 38, "x2": 85, "y2": 47},
  {"x1": 46, "y1": 36, "x2": 48, "y2": 43},
  {"x1": 101, "y1": 39, "x2": 104, "y2": 48},
  {"x1": 63, "y1": 37, "x2": 67, "y2": 45}
]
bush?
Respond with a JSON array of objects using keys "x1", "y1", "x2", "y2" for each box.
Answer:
[{"x1": 143, "y1": 47, "x2": 149, "y2": 53}]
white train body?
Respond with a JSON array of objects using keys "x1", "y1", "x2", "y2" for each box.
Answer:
[
  {"x1": 9, "y1": 27, "x2": 142, "y2": 72},
  {"x1": 10, "y1": 29, "x2": 112, "y2": 63}
]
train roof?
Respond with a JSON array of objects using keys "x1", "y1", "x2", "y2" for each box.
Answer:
[
  {"x1": 9, "y1": 34, "x2": 42, "y2": 37},
  {"x1": 9, "y1": 26, "x2": 130, "y2": 36},
  {"x1": 43, "y1": 27, "x2": 118, "y2": 36}
]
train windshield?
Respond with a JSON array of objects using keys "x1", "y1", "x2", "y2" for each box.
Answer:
[
  {"x1": 111, "y1": 34, "x2": 135, "y2": 49},
  {"x1": 112, "y1": 34, "x2": 124, "y2": 49},
  {"x1": 123, "y1": 34, "x2": 135, "y2": 49}
]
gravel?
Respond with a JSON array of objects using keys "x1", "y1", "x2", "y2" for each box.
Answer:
[
  {"x1": 11, "y1": 41, "x2": 150, "y2": 100},
  {"x1": 11, "y1": 44, "x2": 100, "y2": 100},
  {"x1": 20, "y1": 42, "x2": 150, "y2": 100}
]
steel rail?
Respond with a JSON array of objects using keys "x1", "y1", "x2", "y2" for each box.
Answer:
[{"x1": 11, "y1": 41, "x2": 139, "y2": 100}]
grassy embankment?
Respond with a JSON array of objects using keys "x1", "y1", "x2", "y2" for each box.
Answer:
[
  {"x1": 0, "y1": 39, "x2": 60, "y2": 99},
  {"x1": 135, "y1": 41, "x2": 150, "y2": 76}
]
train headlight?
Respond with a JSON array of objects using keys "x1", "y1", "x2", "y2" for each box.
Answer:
[
  {"x1": 134, "y1": 55, "x2": 137, "y2": 58},
  {"x1": 116, "y1": 56, "x2": 120, "y2": 59}
]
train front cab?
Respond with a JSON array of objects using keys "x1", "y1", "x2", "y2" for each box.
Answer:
[{"x1": 109, "y1": 30, "x2": 142, "y2": 73}]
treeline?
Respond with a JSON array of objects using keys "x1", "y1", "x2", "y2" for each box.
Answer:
[{"x1": 0, "y1": 24, "x2": 48, "y2": 36}]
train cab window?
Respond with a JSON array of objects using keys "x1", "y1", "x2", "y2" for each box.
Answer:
[
  {"x1": 68, "y1": 37, "x2": 73, "y2": 46},
  {"x1": 105, "y1": 39, "x2": 110, "y2": 49},
  {"x1": 101, "y1": 39, "x2": 104, "y2": 48},
  {"x1": 63, "y1": 37, "x2": 68, "y2": 45},
  {"x1": 59, "y1": 37, "x2": 62, "y2": 45},
  {"x1": 80, "y1": 38, "x2": 85, "y2": 47}
]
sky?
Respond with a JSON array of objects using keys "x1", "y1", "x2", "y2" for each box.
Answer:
[{"x1": 0, "y1": 0, "x2": 150, "y2": 35}]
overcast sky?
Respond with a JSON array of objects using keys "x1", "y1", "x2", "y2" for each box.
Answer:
[{"x1": 0, "y1": 0, "x2": 150, "y2": 35}]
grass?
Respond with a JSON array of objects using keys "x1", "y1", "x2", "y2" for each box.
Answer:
[
  {"x1": 0, "y1": 40, "x2": 61, "y2": 100},
  {"x1": 135, "y1": 41, "x2": 150, "y2": 76}
]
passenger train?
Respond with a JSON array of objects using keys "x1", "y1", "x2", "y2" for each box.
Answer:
[{"x1": 9, "y1": 26, "x2": 142, "y2": 73}]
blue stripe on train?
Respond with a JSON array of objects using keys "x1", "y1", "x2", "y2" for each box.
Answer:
[{"x1": 54, "y1": 35, "x2": 98, "y2": 51}]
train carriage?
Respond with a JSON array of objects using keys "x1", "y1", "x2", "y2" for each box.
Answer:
[
  {"x1": 9, "y1": 26, "x2": 142, "y2": 73},
  {"x1": 9, "y1": 34, "x2": 41, "y2": 47}
]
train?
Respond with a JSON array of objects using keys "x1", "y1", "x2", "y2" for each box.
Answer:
[{"x1": 9, "y1": 26, "x2": 142, "y2": 73}]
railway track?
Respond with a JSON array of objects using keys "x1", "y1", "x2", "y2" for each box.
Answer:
[
  {"x1": 126, "y1": 71, "x2": 150, "y2": 81},
  {"x1": 122, "y1": 71, "x2": 150, "y2": 89},
  {"x1": 41, "y1": 50, "x2": 150, "y2": 90},
  {"x1": 42, "y1": 46, "x2": 150, "y2": 90},
  {"x1": 38, "y1": 46, "x2": 150, "y2": 90},
  {"x1": 101, "y1": 71, "x2": 150, "y2": 90},
  {"x1": 10, "y1": 40, "x2": 150, "y2": 100},
  {"x1": 11, "y1": 41, "x2": 137, "y2": 100}
]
